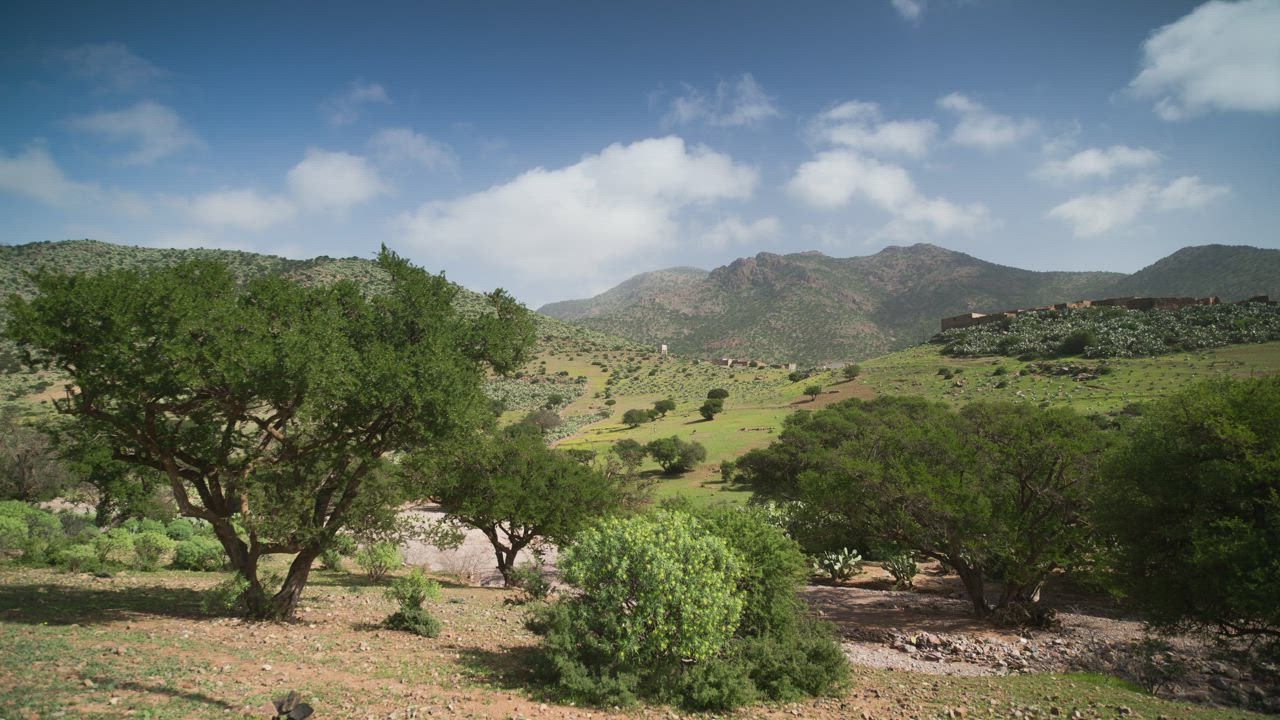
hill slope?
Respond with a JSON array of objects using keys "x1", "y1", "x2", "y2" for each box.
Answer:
[{"x1": 538, "y1": 243, "x2": 1279, "y2": 365}]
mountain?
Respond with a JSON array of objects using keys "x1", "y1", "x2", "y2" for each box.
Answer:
[
  {"x1": 1102, "y1": 244, "x2": 1280, "y2": 300},
  {"x1": 538, "y1": 243, "x2": 1278, "y2": 365}
]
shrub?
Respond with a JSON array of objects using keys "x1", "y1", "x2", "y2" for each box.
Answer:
[
  {"x1": 803, "y1": 385, "x2": 823, "y2": 401},
  {"x1": 652, "y1": 398, "x2": 676, "y2": 417},
  {"x1": 356, "y1": 541, "x2": 402, "y2": 581},
  {"x1": 132, "y1": 531, "x2": 176, "y2": 571},
  {"x1": 884, "y1": 552, "x2": 918, "y2": 589},
  {"x1": 165, "y1": 519, "x2": 195, "y2": 541},
  {"x1": 699, "y1": 398, "x2": 723, "y2": 421},
  {"x1": 706, "y1": 388, "x2": 729, "y2": 400},
  {"x1": 383, "y1": 568, "x2": 442, "y2": 637},
  {"x1": 530, "y1": 512, "x2": 743, "y2": 707},
  {"x1": 841, "y1": 365, "x2": 861, "y2": 381},
  {"x1": 172, "y1": 536, "x2": 226, "y2": 571},
  {"x1": 621, "y1": 408, "x2": 651, "y2": 428},
  {"x1": 509, "y1": 562, "x2": 553, "y2": 604},
  {"x1": 94, "y1": 528, "x2": 135, "y2": 566},
  {"x1": 57, "y1": 543, "x2": 99, "y2": 573},
  {"x1": 1058, "y1": 328, "x2": 1097, "y2": 356},
  {"x1": 813, "y1": 548, "x2": 863, "y2": 583},
  {"x1": 203, "y1": 573, "x2": 252, "y2": 615},
  {"x1": 320, "y1": 534, "x2": 357, "y2": 571},
  {"x1": 733, "y1": 618, "x2": 849, "y2": 702},
  {"x1": 694, "y1": 506, "x2": 806, "y2": 637},
  {"x1": 0, "y1": 515, "x2": 27, "y2": 554},
  {"x1": 603, "y1": 398, "x2": 616, "y2": 406}
]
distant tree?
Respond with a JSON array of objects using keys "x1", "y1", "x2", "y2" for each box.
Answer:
[
  {"x1": 803, "y1": 384, "x2": 823, "y2": 401},
  {"x1": 622, "y1": 408, "x2": 652, "y2": 428},
  {"x1": 4, "y1": 249, "x2": 534, "y2": 619},
  {"x1": 1058, "y1": 328, "x2": 1097, "y2": 356},
  {"x1": 611, "y1": 438, "x2": 647, "y2": 470},
  {"x1": 706, "y1": 388, "x2": 730, "y2": 400},
  {"x1": 1099, "y1": 377, "x2": 1280, "y2": 642},
  {"x1": 652, "y1": 398, "x2": 676, "y2": 417},
  {"x1": 418, "y1": 424, "x2": 623, "y2": 585},
  {"x1": 841, "y1": 365, "x2": 861, "y2": 381},
  {"x1": 645, "y1": 436, "x2": 707, "y2": 475},
  {"x1": 544, "y1": 393, "x2": 565, "y2": 409},
  {"x1": 699, "y1": 398, "x2": 724, "y2": 421},
  {"x1": 523, "y1": 408, "x2": 563, "y2": 432}
]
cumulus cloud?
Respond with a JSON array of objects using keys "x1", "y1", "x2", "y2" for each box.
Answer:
[
  {"x1": 395, "y1": 136, "x2": 757, "y2": 293},
  {"x1": 664, "y1": 73, "x2": 782, "y2": 128},
  {"x1": 787, "y1": 150, "x2": 989, "y2": 236},
  {"x1": 323, "y1": 81, "x2": 391, "y2": 126},
  {"x1": 62, "y1": 42, "x2": 168, "y2": 94},
  {"x1": 938, "y1": 93, "x2": 1038, "y2": 149},
  {"x1": 368, "y1": 128, "x2": 457, "y2": 171},
  {"x1": 806, "y1": 100, "x2": 938, "y2": 157},
  {"x1": 703, "y1": 216, "x2": 782, "y2": 249},
  {"x1": 1048, "y1": 176, "x2": 1230, "y2": 237},
  {"x1": 1129, "y1": 0, "x2": 1280, "y2": 120},
  {"x1": 891, "y1": 0, "x2": 927, "y2": 22},
  {"x1": 286, "y1": 148, "x2": 390, "y2": 213},
  {"x1": 180, "y1": 189, "x2": 297, "y2": 231},
  {"x1": 0, "y1": 144, "x2": 150, "y2": 216},
  {"x1": 1035, "y1": 145, "x2": 1162, "y2": 182},
  {"x1": 67, "y1": 101, "x2": 201, "y2": 165}
]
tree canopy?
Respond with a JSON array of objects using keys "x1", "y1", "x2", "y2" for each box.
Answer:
[{"x1": 4, "y1": 248, "x2": 535, "y2": 618}]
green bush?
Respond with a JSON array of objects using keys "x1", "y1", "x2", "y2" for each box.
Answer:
[
  {"x1": 356, "y1": 541, "x2": 402, "y2": 581},
  {"x1": 203, "y1": 573, "x2": 252, "y2": 615},
  {"x1": 699, "y1": 398, "x2": 723, "y2": 421},
  {"x1": 165, "y1": 519, "x2": 195, "y2": 541},
  {"x1": 94, "y1": 528, "x2": 135, "y2": 566},
  {"x1": 383, "y1": 568, "x2": 442, "y2": 637},
  {"x1": 694, "y1": 506, "x2": 806, "y2": 637},
  {"x1": 320, "y1": 534, "x2": 357, "y2": 571},
  {"x1": 57, "y1": 543, "x2": 99, "y2": 573},
  {"x1": 0, "y1": 515, "x2": 28, "y2": 554},
  {"x1": 509, "y1": 562, "x2": 553, "y2": 604},
  {"x1": 133, "y1": 531, "x2": 176, "y2": 571},
  {"x1": 707, "y1": 388, "x2": 729, "y2": 400},
  {"x1": 172, "y1": 536, "x2": 226, "y2": 571},
  {"x1": 733, "y1": 618, "x2": 849, "y2": 702},
  {"x1": 1058, "y1": 328, "x2": 1097, "y2": 356}
]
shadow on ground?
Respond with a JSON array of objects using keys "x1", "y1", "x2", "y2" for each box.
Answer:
[{"x1": 0, "y1": 582, "x2": 208, "y2": 625}]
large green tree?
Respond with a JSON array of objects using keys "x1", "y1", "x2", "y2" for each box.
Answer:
[
  {"x1": 4, "y1": 249, "x2": 534, "y2": 618},
  {"x1": 1099, "y1": 377, "x2": 1280, "y2": 642},
  {"x1": 736, "y1": 396, "x2": 1105, "y2": 616},
  {"x1": 417, "y1": 424, "x2": 623, "y2": 585}
]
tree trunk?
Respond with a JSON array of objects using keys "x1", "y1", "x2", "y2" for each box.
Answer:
[
  {"x1": 494, "y1": 545, "x2": 521, "y2": 587},
  {"x1": 205, "y1": 515, "x2": 318, "y2": 620},
  {"x1": 953, "y1": 563, "x2": 989, "y2": 617}
]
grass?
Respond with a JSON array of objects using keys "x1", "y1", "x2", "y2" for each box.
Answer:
[{"x1": 0, "y1": 564, "x2": 1264, "y2": 720}]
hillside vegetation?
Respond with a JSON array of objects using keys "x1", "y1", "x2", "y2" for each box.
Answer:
[{"x1": 539, "y1": 243, "x2": 1280, "y2": 365}]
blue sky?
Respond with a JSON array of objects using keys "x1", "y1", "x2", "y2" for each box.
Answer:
[{"x1": 2, "y1": 0, "x2": 1278, "y2": 305}]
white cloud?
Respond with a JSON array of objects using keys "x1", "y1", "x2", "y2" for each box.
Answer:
[
  {"x1": 323, "y1": 81, "x2": 391, "y2": 126},
  {"x1": 807, "y1": 100, "x2": 938, "y2": 157},
  {"x1": 1129, "y1": 0, "x2": 1280, "y2": 120},
  {"x1": 62, "y1": 42, "x2": 168, "y2": 94},
  {"x1": 891, "y1": 0, "x2": 927, "y2": 22},
  {"x1": 0, "y1": 145, "x2": 97, "y2": 205},
  {"x1": 703, "y1": 216, "x2": 782, "y2": 249},
  {"x1": 67, "y1": 101, "x2": 201, "y2": 165},
  {"x1": 396, "y1": 136, "x2": 757, "y2": 291},
  {"x1": 664, "y1": 73, "x2": 781, "y2": 128},
  {"x1": 286, "y1": 148, "x2": 390, "y2": 213},
  {"x1": 368, "y1": 128, "x2": 458, "y2": 171},
  {"x1": 180, "y1": 189, "x2": 297, "y2": 231},
  {"x1": 787, "y1": 150, "x2": 989, "y2": 236},
  {"x1": 1035, "y1": 145, "x2": 1162, "y2": 182},
  {"x1": 0, "y1": 144, "x2": 150, "y2": 216},
  {"x1": 1048, "y1": 176, "x2": 1230, "y2": 237},
  {"x1": 938, "y1": 93, "x2": 1038, "y2": 149}
]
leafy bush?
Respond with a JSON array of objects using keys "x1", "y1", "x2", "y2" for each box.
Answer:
[
  {"x1": 356, "y1": 541, "x2": 402, "y2": 581},
  {"x1": 813, "y1": 548, "x2": 863, "y2": 582},
  {"x1": 165, "y1": 519, "x2": 195, "y2": 541},
  {"x1": 1058, "y1": 328, "x2": 1097, "y2": 356},
  {"x1": 732, "y1": 618, "x2": 849, "y2": 703},
  {"x1": 57, "y1": 543, "x2": 99, "y2": 573},
  {"x1": 509, "y1": 562, "x2": 553, "y2": 604},
  {"x1": 0, "y1": 515, "x2": 26, "y2": 554},
  {"x1": 383, "y1": 568, "x2": 442, "y2": 637},
  {"x1": 530, "y1": 512, "x2": 743, "y2": 708},
  {"x1": 133, "y1": 531, "x2": 176, "y2": 571},
  {"x1": 841, "y1": 365, "x2": 861, "y2": 380},
  {"x1": 884, "y1": 552, "x2": 919, "y2": 589},
  {"x1": 0, "y1": 502, "x2": 63, "y2": 563},
  {"x1": 203, "y1": 573, "x2": 252, "y2": 615},
  {"x1": 320, "y1": 534, "x2": 357, "y2": 571},
  {"x1": 693, "y1": 505, "x2": 806, "y2": 637},
  {"x1": 172, "y1": 536, "x2": 226, "y2": 571}
]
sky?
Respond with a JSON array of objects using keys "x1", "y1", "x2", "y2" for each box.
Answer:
[{"x1": 1, "y1": 0, "x2": 1278, "y2": 306}]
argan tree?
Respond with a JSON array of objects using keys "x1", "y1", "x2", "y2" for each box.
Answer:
[
  {"x1": 4, "y1": 249, "x2": 534, "y2": 618},
  {"x1": 417, "y1": 424, "x2": 623, "y2": 584}
]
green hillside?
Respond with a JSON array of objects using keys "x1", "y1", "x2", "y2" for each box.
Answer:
[{"x1": 538, "y1": 243, "x2": 1280, "y2": 365}]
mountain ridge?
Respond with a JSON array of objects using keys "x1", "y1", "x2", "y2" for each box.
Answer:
[{"x1": 537, "y1": 243, "x2": 1280, "y2": 364}]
